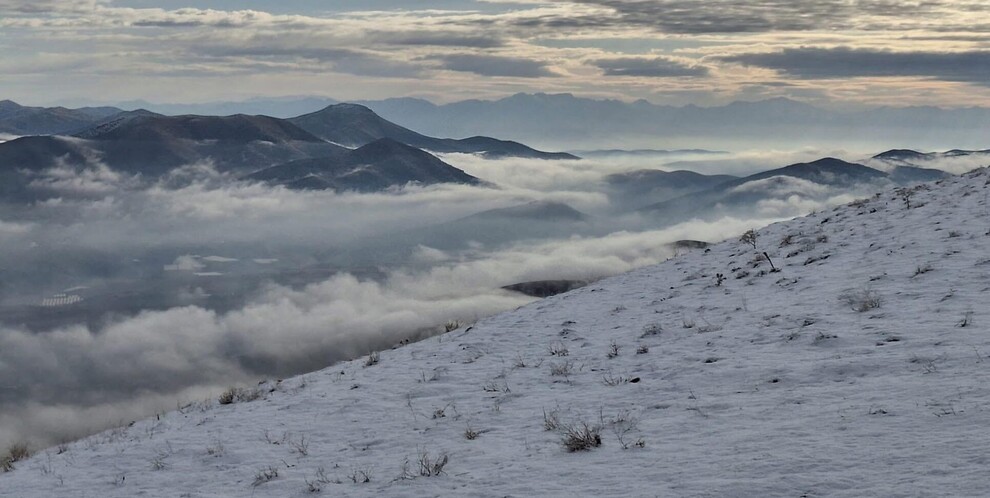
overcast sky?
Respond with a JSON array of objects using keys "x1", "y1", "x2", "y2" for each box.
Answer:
[{"x1": 2, "y1": 0, "x2": 989, "y2": 107}]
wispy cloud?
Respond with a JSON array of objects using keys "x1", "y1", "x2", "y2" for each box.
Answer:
[
  {"x1": 434, "y1": 53, "x2": 558, "y2": 77},
  {"x1": 593, "y1": 56, "x2": 709, "y2": 77},
  {"x1": 3, "y1": 1, "x2": 990, "y2": 131},
  {"x1": 720, "y1": 47, "x2": 990, "y2": 86}
]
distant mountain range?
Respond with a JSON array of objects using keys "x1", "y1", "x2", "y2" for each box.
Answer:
[
  {"x1": 354, "y1": 94, "x2": 990, "y2": 149},
  {"x1": 0, "y1": 100, "x2": 121, "y2": 136},
  {"x1": 0, "y1": 101, "x2": 576, "y2": 199},
  {"x1": 3, "y1": 97, "x2": 986, "y2": 220},
  {"x1": 116, "y1": 96, "x2": 340, "y2": 119},
  {"x1": 0, "y1": 99, "x2": 575, "y2": 160},
  {"x1": 868, "y1": 148, "x2": 990, "y2": 173},
  {"x1": 26, "y1": 94, "x2": 990, "y2": 149}
]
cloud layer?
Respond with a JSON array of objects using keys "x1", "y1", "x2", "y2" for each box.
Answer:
[
  {"x1": 721, "y1": 47, "x2": 990, "y2": 86},
  {"x1": 2, "y1": 0, "x2": 990, "y2": 107},
  {"x1": 0, "y1": 148, "x2": 890, "y2": 449}
]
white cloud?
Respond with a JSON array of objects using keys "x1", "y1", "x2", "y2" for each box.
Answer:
[
  {"x1": 3, "y1": 1, "x2": 990, "y2": 106},
  {"x1": 0, "y1": 219, "x2": 32, "y2": 234},
  {"x1": 730, "y1": 175, "x2": 831, "y2": 197},
  {"x1": 164, "y1": 255, "x2": 206, "y2": 271}
]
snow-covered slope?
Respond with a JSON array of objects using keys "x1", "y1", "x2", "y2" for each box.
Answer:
[{"x1": 5, "y1": 170, "x2": 990, "y2": 497}]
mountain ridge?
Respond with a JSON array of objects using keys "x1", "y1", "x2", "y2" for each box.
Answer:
[
  {"x1": 244, "y1": 138, "x2": 480, "y2": 192},
  {"x1": 0, "y1": 100, "x2": 123, "y2": 136},
  {"x1": 289, "y1": 103, "x2": 578, "y2": 159},
  {"x1": 639, "y1": 157, "x2": 931, "y2": 218}
]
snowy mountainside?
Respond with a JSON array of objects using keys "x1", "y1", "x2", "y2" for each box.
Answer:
[{"x1": 4, "y1": 170, "x2": 990, "y2": 497}]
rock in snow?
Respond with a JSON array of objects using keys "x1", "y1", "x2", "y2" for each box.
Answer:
[{"x1": 4, "y1": 169, "x2": 990, "y2": 496}]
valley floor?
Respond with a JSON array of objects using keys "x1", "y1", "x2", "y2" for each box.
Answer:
[{"x1": 4, "y1": 169, "x2": 990, "y2": 497}]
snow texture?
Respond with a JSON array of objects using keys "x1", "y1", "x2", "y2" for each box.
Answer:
[{"x1": 4, "y1": 169, "x2": 990, "y2": 497}]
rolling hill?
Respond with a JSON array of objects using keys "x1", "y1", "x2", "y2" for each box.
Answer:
[
  {"x1": 0, "y1": 100, "x2": 122, "y2": 136},
  {"x1": 868, "y1": 148, "x2": 990, "y2": 179},
  {"x1": 244, "y1": 138, "x2": 480, "y2": 192},
  {"x1": 4, "y1": 167, "x2": 989, "y2": 496},
  {"x1": 605, "y1": 169, "x2": 738, "y2": 210},
  {"x1": 638, "y1": 157, "x2": 947, "y2": 222},
  {"x1": 0, "y1": 101, "x2": 583, "y2": 200},
  {"x1": 289, "y1": 103, "x2": 579, "y2": 159},
  {"x1": 0, "y1": 113, "x2": 487, "y2": 199}
]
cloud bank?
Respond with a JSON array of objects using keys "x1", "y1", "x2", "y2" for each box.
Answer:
[{"x1": 0, "y1": 149, "x2": 885, "y2": 449}]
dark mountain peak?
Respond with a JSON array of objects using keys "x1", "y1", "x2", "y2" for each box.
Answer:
[
  {"x1": 123, "y1": 109, "x2": 161, "y2": 118},
  {"x1": 804, "y1": 157, "x2": 859, "y2": 167},
  {"x1": 320, "y1": 103, "x2": 376, "y2": 114},
  {"x1": 468, "y1": 200, "x2": 588, "y2": 222},
  {"x1": 305, "y1": 103, "x2": 384, "y2": 122},
  {"x1": 0, "y1": 100, "x2": 132, "y2": 135},
  {"x1": 734, "y1": 157, "x2": 885, "y2": 190},
  {"x1": 351, "y1": 137, "x2": 421, "y2": 159},
  {"x1": 290, "y1": 103, "x2": 427, "y2": 148},
  {"x1": 767, "y1": 157, "x2": 886, "y2": 182},
  {"x1": 0, "y1": 100, "x2": 23, "y2": 112},
  {"x1": 451, "y1": 136, "x2": 579, "y2": 160},
  {"x1": 74, "y1": 113, "x2": 321, "y2": 143},
  {"x1": 290, "y1": 103, "x2": 576, "y2": 159},
  {"x1": 246, "y1": 137, "x2": 478, "y2": 192},
  {"x1": 873, "y1": 149, "x2": 931, "y2": 160}
]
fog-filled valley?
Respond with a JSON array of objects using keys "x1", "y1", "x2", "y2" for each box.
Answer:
[{"x1": 1, "y1": 99, "x2": 988, "y2": 451}]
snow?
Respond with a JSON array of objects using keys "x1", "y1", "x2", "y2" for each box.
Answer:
[{"x1": 5, "y1": 170, "x2": 990, "y2": 496}]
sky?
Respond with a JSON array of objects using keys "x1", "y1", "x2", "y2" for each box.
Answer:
[{"x1": 1, "y1": 0, "x2": 990, "y2": 108}]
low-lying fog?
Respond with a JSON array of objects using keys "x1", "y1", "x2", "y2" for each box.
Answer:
[{"x1": 0, "y1": 147, "x2": 969, "y2": 448}]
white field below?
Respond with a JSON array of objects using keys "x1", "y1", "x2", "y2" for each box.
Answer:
[{"x1": 5, "y1": 170, "x2": 990, "y2": 497}]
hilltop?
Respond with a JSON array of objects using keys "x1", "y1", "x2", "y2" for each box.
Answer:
[
  {"x1": 289, "y1": 103, "x2": 578, "y2": 159},
  {"x1": 3, "y1": 169, "x2": 990, "y2": 496}
]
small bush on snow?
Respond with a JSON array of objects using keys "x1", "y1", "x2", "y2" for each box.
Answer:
[
  {"x1": 641, "y1": 323, "x2": 662, "y2": 337},
  {"x1": 1, "y1": 443, "x2": 29, "y2": 472},
  {"x1": 606, "y1": 341, "x2": 620, "y2": 359},
  {"x1": 543, "y1": 407, "x2": 561, "y2": 431},
  {"x1": 561, "y1": 422, "x2": 602, "y2": 452},
  {"x1": 840, "y1": 288, "x2": 883, "y2": 312},
  {"x1": 252, "y1": 466, "x2": 279, "y2": 487},
  {"x1": 364, "y1": 351, "x2": 380, "y2": 367},
  {"x1": 218, "y1": 386, "x2": 264, "y2": 405},
  {"x1": 549, "y1": 360, "x2": 573, "y2": 378},
  {"x1": 418, "y1": 451, "x2": 449, "y2": 476}
]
